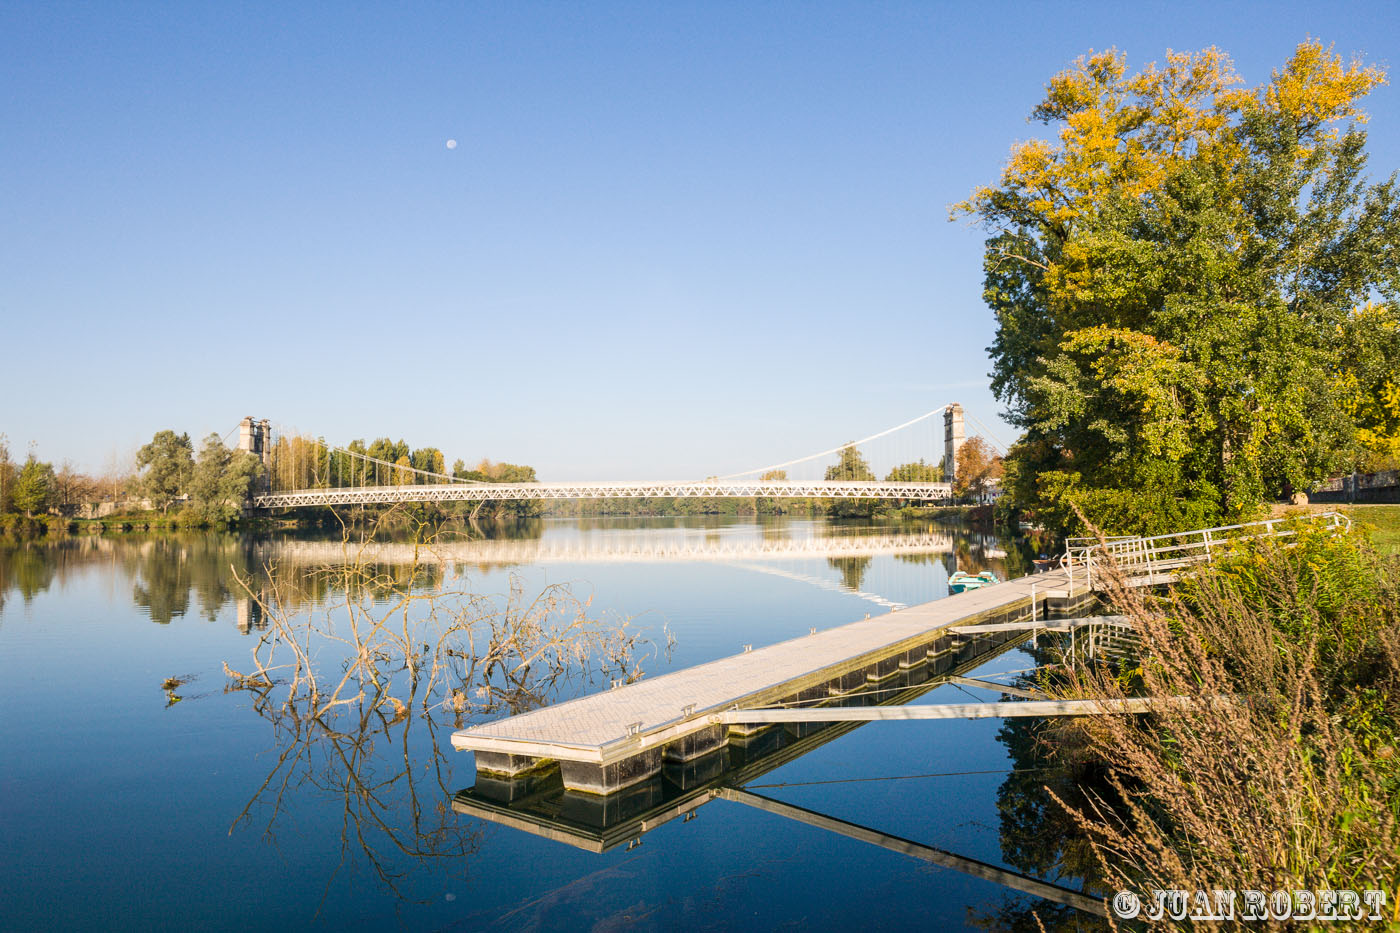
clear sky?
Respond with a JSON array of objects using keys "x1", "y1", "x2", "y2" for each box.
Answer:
[{"x1": 2, "y1": 1, "x2": 1396, "y2": 479}]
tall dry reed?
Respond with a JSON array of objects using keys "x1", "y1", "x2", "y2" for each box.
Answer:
[{"x1": 1050, "y1": 524, "x2": 1400, "y2": 929}]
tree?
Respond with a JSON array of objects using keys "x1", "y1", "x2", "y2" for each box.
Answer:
[
  {"x1": 954, "y1": 437, "x2": 1004, "y2": 502},
  {"x1": 955, "y1": 41, "x2": 1400, "y2": 533},
  {"x1": 182, "y1": 434, "x2": 261, "y2": 520},
  {"x1": 0, "y1": 434, "x2": 13, "y2": 515},
  {"x1": 13, "y1": 456, "x2": 53, "y2": 517},
  {"x1": 754, "y1": 469, "x2": 792, "y2": 515},
  {"x1": 1339, "y1": 303, "x2": 1400, "y2": 470},
  {"x1": 411, "y1": 447, "x2": 446, "y2": 480},
  {"x1": 135, "y1": 431, "x2": 194, "y2": 513},
  {"x1": 217, "y1": 452, "x2": 263, "y2": 518},
  {"x1": 51, "y1": 460, "x2": 96, "y2": 514},
  {"x1": 825, "y1": 444, "x2": 875, "y2": 517},
  {"x1": 885, "y1": 459, "x2": 942, "y2": 482},
  {"x1": 189, "y1": 434, "x2": 231, "y2": 510},
  {"x1": 824, "y1": 444, "x2": 874, "y2": 481}
]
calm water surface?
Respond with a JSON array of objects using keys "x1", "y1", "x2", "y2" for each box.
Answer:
[{"x1": 0, "y1": 517, "x2": 1094, "y2": 931}]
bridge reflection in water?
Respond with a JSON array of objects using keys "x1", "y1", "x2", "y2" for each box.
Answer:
[
  {"x1": 253, "y1": 523, "x2": 1009, "y2": 616},
  {"x1": 267, "y1": 526, "x2": 1004, "y2": 567},
  {"x1": 452, "y1": 630, "x2": 1105, "y2": 917}
]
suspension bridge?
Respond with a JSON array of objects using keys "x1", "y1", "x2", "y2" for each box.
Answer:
[{"x1": 236, "y1": 404, "x2": 997, "y2": 510}]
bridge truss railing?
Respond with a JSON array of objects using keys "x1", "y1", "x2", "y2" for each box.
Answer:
[
  {"x1": 1063, "y1": 511, "x2": 1352, "y2": 588},
  {"x1": 251, "y1": 480, "x2": 954, "y2": 510}
]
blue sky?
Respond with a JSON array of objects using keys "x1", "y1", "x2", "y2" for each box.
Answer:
[{"x1": 2, "y1": 1, "x2": 1396, "y2": 479}]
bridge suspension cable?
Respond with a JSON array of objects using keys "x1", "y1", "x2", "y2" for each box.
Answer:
[
  {"x1": 712, "y1": 405, "x2": 949, "y2": 481},
  {"x1": 964, "y1": 412, "x2": 1009, "y2": 454}
]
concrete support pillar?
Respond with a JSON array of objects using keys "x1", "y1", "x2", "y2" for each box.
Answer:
[{"x1": 943, "y1": 403, "x2": 965, "y2": 485}]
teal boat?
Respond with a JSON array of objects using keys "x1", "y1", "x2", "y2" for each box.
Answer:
[{"x1": 949, "y1": 570, "x2": 999, "y2": 594}]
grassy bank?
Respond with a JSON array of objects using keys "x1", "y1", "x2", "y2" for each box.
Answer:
[{"x1": 1345, "y1": 504, "x2": 1400, "y2": 555}]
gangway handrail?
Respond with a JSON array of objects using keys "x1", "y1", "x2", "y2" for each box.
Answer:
[{"x1": 1062, "y1": 512, "x2": 1351, "y2": 587}]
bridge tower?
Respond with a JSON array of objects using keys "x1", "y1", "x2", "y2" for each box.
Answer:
[
  {"x1": 237, "y1": 417, "x2": 271, "y2": 464},
  {"x1": 943, "y1": 403, "x2": 965, "y2": 485},
  {"x1": 238, "y1": 417, "x2": 272, "y2": 499}
]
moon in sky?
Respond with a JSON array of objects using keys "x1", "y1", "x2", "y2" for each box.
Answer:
[{"x1": 445, "y1": 139, "x2": 458, "y2": 150}]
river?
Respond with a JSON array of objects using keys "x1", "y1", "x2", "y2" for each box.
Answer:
[{"x1": 0, "y1": 516, "x2": 1100, "y2": 931}]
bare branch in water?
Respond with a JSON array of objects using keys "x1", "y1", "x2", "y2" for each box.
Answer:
[{"x1": 221, "y1": 509, "x2": 661, "y2": 908}]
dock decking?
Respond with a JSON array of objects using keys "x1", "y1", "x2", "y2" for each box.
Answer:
[{"x1": 452, "y1": 567, "x2": 1092, "y2": 794}]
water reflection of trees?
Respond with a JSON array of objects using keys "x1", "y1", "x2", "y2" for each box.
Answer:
[
  {"x1": 827, "y1": 555, "x2": 873, "y2": 591},
  {"x1": 0, "y1": 533, "x2": 483, "y2": 627},
  {"x1": 970, "y1": 643, "x2": 1115, "y2": 932},
  {"x1": 0, "y1": 519, "x2": 1025, "y2": 626},
  {"x1": 0, "y1": 544, "x2": 58, "y2": 613}
]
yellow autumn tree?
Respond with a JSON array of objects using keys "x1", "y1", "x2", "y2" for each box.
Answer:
[{"x1": 956, "y1": 40, "x2": 1398, "y2": 533}]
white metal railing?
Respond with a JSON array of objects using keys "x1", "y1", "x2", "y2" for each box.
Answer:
[{"x1": 1062, "y1": 512, "x2": 1352, "y2": 589}]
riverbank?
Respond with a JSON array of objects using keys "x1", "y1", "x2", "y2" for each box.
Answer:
[
  {"x1": 1050, "y1": 520, "x2": 1399, "y2": 924},
  {"x1": 0, "y1": 512, "x2": 310, "y2": 539}
]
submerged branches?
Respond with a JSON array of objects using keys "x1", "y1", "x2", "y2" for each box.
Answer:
[
  {"x1": 225, "y1": 510, "x2": 650, "y2": 722},
  {"x1": 228, "y1": 674, "x2": 483, "y2": 906},
  {"x1": 221, "y1": 511, "x2": 657, "y2": 906}
]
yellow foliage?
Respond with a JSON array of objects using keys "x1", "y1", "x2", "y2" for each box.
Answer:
[
  {"x1": 1251, "y1": 38, "x2": 1387, "y2": 135},
  {"x1": 955, "y1": 40, "x2": 1387, "y2": 249}
]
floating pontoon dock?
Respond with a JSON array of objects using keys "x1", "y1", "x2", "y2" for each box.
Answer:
[{"x1": 452, "y1": 566, "x2": 1093, "y2": 794}]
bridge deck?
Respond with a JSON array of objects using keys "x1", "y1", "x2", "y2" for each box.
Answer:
[{"x1": 452, "y1": 567, "x2": 1088, "y2": 792}]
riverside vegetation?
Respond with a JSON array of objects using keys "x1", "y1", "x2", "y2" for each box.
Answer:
[
  {"x1": 1019, "y1": 521, "x2": 1400, "y2": 931},
  {"x1": 0, "y1": 421, "x2": 994, "y2": 537}
]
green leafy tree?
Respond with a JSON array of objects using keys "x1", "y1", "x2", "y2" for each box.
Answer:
[
  {"x1": 184, "y1": 434, "x2": 262, "y2": 520},
  {"x1": 410, "y1": 447, "x2": 446, "y2": 481},
  {"x1": 345, "y1": 440, "x2": 370, "y2": 485},
  {"x1": 885, "y1": 459, "x2": 942, "y2": 482},
  {"x1": 825, "y1": 444, "x2": 875, "y2": 517},
  {"x1": 13, "y1": 456, "x2": 53, "y2": 517},
  {"x1": 955, "y1": 41, "x2": 1400, "y2": 533},
  {"x1": 217, "y1": 452, "x2": 263, "y2": 518},
  {"x1": 189, "y1": 434, "x2": 230, "y2": 510},
  {"x1": 756, "y1": 468, "x2": 793, "y2": 514},
  {"x1": 824, "y1": 444, "x2": 875, "y2": 481},
  {"x1": 135, "y1": 431, "x2": 194, "y2": 513}
]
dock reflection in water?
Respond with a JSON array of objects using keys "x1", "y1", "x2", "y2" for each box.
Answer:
[{"x1": 452, "y1": 631, "x2": 1106, "y2": 918}]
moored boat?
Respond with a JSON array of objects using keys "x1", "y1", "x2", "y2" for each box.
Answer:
[{"x1": 949, "y1": 570, "x2": 999, "y2": 594}]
